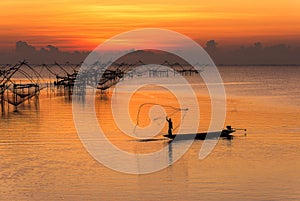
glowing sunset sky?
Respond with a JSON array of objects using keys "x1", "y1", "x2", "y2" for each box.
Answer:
[{"x1": 1, "y1": 0, "x2": 300, "y2": 51}]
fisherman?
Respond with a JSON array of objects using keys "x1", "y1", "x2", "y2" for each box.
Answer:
[{"x1": 166, "y1": 116, "x2": 173, "y2": 136}]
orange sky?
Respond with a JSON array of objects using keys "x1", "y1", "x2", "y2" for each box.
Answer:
[{"x1": 1, "y1": 0, "x2": 300, "y2": 51}]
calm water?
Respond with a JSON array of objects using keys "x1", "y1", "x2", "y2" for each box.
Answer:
[{"x1": 0, "y1": 66, "x2": 299, "y2": 200}]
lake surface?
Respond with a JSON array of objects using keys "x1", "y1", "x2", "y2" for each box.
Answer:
[{"x1": 0, "y1": 66, "x2": 299, "y2": 200}]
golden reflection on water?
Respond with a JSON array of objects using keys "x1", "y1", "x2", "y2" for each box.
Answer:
[{"x1": 1, "y1": 66, "x2": 300, "y2": 200}]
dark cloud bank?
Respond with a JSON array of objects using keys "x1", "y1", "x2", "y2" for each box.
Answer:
[{"x1": 1, "y1": 40, "x2": 300, "y2": 65}]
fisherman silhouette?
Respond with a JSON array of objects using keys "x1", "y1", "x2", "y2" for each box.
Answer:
[{"x1": 166, "y1": 117, "x2": 173, "y2": 136}]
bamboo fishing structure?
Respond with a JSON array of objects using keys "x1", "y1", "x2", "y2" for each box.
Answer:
[
  {"x1": 0, "y1": 61, "x2": 43, "y2": 112},
  {"x1": 0, "y1": 59, "x2": 203, "y2": 112}
]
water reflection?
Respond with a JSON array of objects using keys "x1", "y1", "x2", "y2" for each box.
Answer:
[
  {"x1": 167, "y1": 141, "x2": 173, "y2": 166},
  {"x1": 1, "y1": 66, "x2": 299, "y2": 200},
  {"x1": 0, "y1": 98, "x2": 40, "y2": 118}
]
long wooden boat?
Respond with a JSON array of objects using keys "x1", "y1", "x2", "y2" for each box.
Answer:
[{"x1": 163, "y1": 126, "x2": 239, "y2": 140}]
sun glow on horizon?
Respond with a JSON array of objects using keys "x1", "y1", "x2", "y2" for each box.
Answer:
[{"x1": 0, "y1": 0, "x2": 300, "y2": 51}]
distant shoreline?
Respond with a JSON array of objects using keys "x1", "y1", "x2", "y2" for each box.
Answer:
[{"x1": 1, "y1": 63, "x2": 300, "y2": 67}]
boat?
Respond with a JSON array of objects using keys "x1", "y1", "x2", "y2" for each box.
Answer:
[{"x1": 163, "y1": 125, "x2": 241, "y2": 140}]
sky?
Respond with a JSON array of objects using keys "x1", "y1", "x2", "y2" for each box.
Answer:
[{"x1": 1, "y1": 0, "x2": 300, "y2": 51}]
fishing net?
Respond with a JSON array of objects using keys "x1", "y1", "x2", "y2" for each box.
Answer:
[{"x1": 133, "y1": 102, "x2": 189, "y2": 135}]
